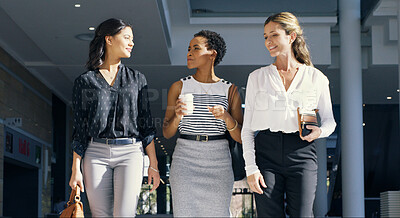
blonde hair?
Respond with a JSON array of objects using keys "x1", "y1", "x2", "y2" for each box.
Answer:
[{"x1": 264, "y1": 12, "x2": 313, "y2": 66}]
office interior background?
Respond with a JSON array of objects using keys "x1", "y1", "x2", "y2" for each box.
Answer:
[{"x1": 0, "y1": 0, "x2": 399, "y2": 217}]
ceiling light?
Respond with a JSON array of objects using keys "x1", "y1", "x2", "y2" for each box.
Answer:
[
  {"x1": 397, "y1": 89, "x2": 400, "y2": 92},
  {"x1": 363, "y1": 123, "x2": 366, "y2": 126},
  {"x1": 362, "y1": 104, "x2": 365, "y2": 107},
  {"x1": 75, "y1": 33, "x2": 94, "y2": 41},
  {"x1": 387, "y1": 96, "x2": 392, "y2": 100},
  {"x1": 88, "y1": 27, "x2": 95, "y2": 31},
  {"x1": 74, "y1": 4, "x2": 81, "y2": 8}
]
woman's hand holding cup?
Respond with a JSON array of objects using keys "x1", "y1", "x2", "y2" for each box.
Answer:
[
  {"x1": 175, "y1": 98, "x2": 187, "y2": 120},
  {"x1": 176, "y1": 94, "x2": 194, "y2": 120}
]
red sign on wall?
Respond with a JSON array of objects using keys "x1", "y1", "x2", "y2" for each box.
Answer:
[
  {"x1": 18, "y1": 138, "x2": 30, "y2": 157},
  {"x1": 4, "y1": 127, "x2": 41, "y2": 168}
]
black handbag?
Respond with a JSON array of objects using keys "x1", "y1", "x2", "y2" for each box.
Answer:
[
  {"x1": 227, "y1": 133, "x2": 246, "y2": 181},
  {"x1": 227, "y1": 84, "x2": 246, "y2": 181}
]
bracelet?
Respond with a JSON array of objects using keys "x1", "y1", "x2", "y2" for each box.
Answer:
[
  {"x1": 149, "y1": 166, "x2": 159, "y2": 173},
  {"x1": 227, "y1": 120, "x2": 238, "y2": 132}
]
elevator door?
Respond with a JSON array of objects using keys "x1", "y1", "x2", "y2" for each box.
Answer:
[{"x1": 3, "y1": 160, "x2": 38, "y2": 217}]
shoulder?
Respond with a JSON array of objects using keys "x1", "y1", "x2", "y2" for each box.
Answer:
[
  {"x1": 220, "y1": 78, "x2": 235, "y2": 90},
  {"x1": 174, "y1": 75, "x2": 192, "y2": 89},
  {"x1": 124, "y1": 65, "x2": 149, "y2": 87},
  {"x1": 303, "y1": 65, "x2": 329, "y2": 83},
  {"x1": 168, "y1": 80, "x2": 183, "y2": 98},
  {"x1": 74, "y1": 70, "x2": 96, "y2": 86},
  {"x1": 180, "y1": 75, "x2": 193, "y2": 82},
  {"x1": 125, "y1": 65, "x2": 145, "y2": 79},
  {"x1": 169, "y1": 80, "x2": 183, "y2": 93},
  {"x1": 249, "y1": 65, "x2": 274, "y2": 79},
  {"x1": 220, "y1": 78, "x2": 232, "y2": 85},
  {"x1": 177, "y1": 75, "x2": 192, "y2": 90}
]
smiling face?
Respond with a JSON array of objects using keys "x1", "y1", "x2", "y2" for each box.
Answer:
[
  {"x1": 186, "y1": 36, "x2": 215, "y2": 69},
  {"x1": 105, "y1": 27, "x2": 134, "y2": 59},
  {"x1": 264, "y1": 21, "x2": 295, "y2": 58}
]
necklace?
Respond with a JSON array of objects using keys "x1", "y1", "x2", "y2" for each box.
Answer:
[
  {"x1": 277, "y1": 66, "x2": 299, "y2": 88},
  {"x1": 193, "y1": 75, "x2": 217, "y2": 94},
  {"x1": 100, "y1": 70, "x2": 116, "y2": 80},
  {"x1": 198, "y1": 82, "x2": 213, "y2": 94}
]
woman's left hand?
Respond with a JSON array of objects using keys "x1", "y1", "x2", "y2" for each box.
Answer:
[
  {"x1": 147, "y1": 166, "x2": 161, "y2": 192},
  {"x1": 208, "y1": 105, "x2": 229, "y2": 121},
  {"x1": 300, "y1": 125, "x2": 322, "y2": 142}
]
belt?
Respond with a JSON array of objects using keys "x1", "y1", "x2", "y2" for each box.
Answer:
[
  {"x1": 261, "y1": 129, "x2": 299, "y2": 136},
  {"x1": 92, "y1": 137, "x2": 136, "y2": 145},
  {"x1": 179, "y1": 134, "x2": 226, "y2": 142}
]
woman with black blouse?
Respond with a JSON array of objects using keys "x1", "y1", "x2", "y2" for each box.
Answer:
[{"x1": 68, "y1": 18, "x2": 160, "y2": 217}]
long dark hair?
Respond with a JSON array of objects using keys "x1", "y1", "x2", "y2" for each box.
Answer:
[
  {"x1": 86, "y1": 18, "x2": 132, "y2": 70},
  {"x1": 265, "y1": 12, "x2": 312, "y2": 66}
]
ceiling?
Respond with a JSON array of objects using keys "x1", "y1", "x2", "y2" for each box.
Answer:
[{"x1": 0, "y1": 0, "x2": 398, "y2": 152}]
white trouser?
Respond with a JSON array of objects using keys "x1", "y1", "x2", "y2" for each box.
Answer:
[{"x1": 83, "y1": 140, "x2": 144, "y2": 217}]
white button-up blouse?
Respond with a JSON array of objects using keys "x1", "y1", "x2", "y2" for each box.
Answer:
[{"x1": 241, "y1": 64, "x2": 336, "y2": 176}]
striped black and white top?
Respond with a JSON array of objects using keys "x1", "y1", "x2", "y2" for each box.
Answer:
[{"x1": 178, "y1": 75, "x2": 232, "y2": 136}]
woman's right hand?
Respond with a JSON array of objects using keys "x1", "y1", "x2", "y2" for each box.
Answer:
[
  {"x1": 175, "y1": 98, "x2": 187, "y2": 119},
  {"x1": 69, "y1": 169, "x2": 85, "y2": 192},
  {"x1": 247, "y1": 172, "x2": 267, "y2": 194}
]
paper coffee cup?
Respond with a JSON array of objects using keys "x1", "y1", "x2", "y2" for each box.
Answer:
[{"x1": 179, "y1": 93, "x2": 194, "y2": 115}]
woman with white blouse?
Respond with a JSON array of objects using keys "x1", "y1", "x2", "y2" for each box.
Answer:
[{"x1": 241, "y1": 12, "x2": 336, "y2": 217}]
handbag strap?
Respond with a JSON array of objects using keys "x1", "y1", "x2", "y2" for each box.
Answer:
[
  {"x1": 227, "y1": 84, "x2": 237, "y2": 113},
  {"x1": 67, "y1": 186, "x2": 81, "y2": 206}
]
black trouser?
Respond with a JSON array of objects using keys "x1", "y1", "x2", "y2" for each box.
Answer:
[{"x1": 254, "y1": 129, "x2": 317, "y2": 218}]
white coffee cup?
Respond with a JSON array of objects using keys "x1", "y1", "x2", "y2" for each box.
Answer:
[{"x1": 179, "y1": 93, "x2": 194, "y2": 115}]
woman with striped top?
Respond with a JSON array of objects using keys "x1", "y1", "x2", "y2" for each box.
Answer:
[{"x1": 163, "y1": 30, "x2": 243, "y2": 217}]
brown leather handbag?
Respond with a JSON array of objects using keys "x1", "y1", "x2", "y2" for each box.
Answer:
[
  {"x1": 60, "y1": 186, "x2": 84, "y2": 218},
  {"x1": 297, "y1": 107, "x2": 319, "y2": 137}
]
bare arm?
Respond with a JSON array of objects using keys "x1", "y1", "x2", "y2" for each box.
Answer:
[
  {"x1": 69, "y1": 151, "x2": 84, "y2": 192},
  {"x1": 163, "y1": 81, "x2": 184, "y2": 139},
  {"x1": 145, "y1": 140, "x2": 160, "y2": 192}
]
